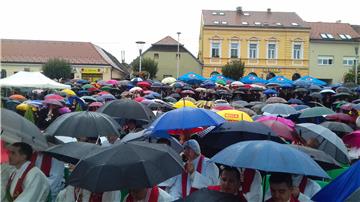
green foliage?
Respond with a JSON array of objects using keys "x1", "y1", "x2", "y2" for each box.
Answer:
[
  {"x1": 343, "y1": 64, "x2": 360, "y2": 83},
  {"x1": 221, "y1": 60, "x2": 245, "y2": 80},
  {"x1": 42, "y1": 58, "x2": 72, "y2": 80},
  {"x1": 75, "y1": 103, "x2": 82, "y2": 112},
  {"x1": 131, "y1": 57, "x2": 158, "y2": 79},
  {"x1": 24, "y1": 107, "x2": 35, "y2": 123}
]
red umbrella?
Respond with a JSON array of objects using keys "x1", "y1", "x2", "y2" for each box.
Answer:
[
  {"x1": 137, "y1": 81, "x2": 151, "y2": 89},
  {"x1": 89, "y1": 102, "x2": 104, "y2": 108},
  {"x1": 97, "y1": 91, "x2": 110, "y2": 95},
  {"x1": 88, "y1": 87, "x2": 100, "y2": 93},
  {"x1": 45, "y1": 94, "x2": 64, "y2": 101},
  {"x1": 134, "y1": 97, "x2": 145, "y2": 102},
  {"x1": 168, "y1": 127, "x2": 205, "y2": 136},
  {"x1": 106, "y1": 80, "x2": 118, "y2": 85},
  {"x1": 256, "y1": 118, "x2": 295, "y2": 141},
  {"x1": 181, "y1": 90, "x2": 195, "y2": 95},
  {"x1": 143, "y1": 90, "x2": 154, "y2": 95},
  {"x1": 342, "y1": 131, "x2": 360, "y2": 148},
  {"x1": 326, "y1": 113, "x2": 355, "y2": 123}
]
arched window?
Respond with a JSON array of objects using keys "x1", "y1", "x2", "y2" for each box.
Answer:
[
  {"x1": 266, "y1": 72, "x2": 276, "y2": 80},
  {"x1": 1, "y1": 69, "x2": 7, "y2": 78},
  {"x1": 292, "y1": 73, "x2": 301, "y2": 81},
  {"x1": 210, "y1": 71, "x2": 220, "y2": 76},
  {"x1": 248, "y1": 72, "x2": 257, "y2": 77}
]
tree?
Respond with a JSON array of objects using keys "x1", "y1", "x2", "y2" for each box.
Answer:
[
  {"x1": 42, "y1": 58, "x2": 72, "y2": 80},
  {"x1": 343, "y1": 64, "x2": 360, "y2": 83},
  {"x1": 221, "y1": 60, "x2": 245, "y2": 80},
  {"x1": 131, "y1": 57, "x2": 158, "y2": 79}
]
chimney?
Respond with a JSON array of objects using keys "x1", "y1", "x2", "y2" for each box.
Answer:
[
  {"x1": 336, "y1": 20, "x2": 341, "y2": 23},
  {"x1": 121, "y1": 50, "x2": 125, "y2": 63},
  {"x1": 236, "y1": 6, "x2": 243, "y2": 15},
  {"x1": 267, "y1": 8, "x2": 271, "y2": 13}
]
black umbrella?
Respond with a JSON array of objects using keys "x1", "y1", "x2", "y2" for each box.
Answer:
[
  {"x1": 174, "y1": 188, "x2": 239, "y2": 202},
  {"x1": 43, "y1": 142, "x2": 102, "y2": 164},
  {"x1": 320, "y1": 121, "x2": 353, "y2": 136},
  {"x1": 289, "y1": 145, "x2": 342, "y2": 170},
  {"x1": 68, "y1": 141, "x2": 183, "y2": 192},
  {"x1": 199, "y1": 121, "x2": 283, "y2": 157},
  {"x1": 97, "y1": 99, "x2": 155, "y2": 124},
  {"x1": 44, "y1": 111, "x2": 120, "y2": 138},
  {"x1": 1, "y1": 108, "x2": 48, "y2": 150}
]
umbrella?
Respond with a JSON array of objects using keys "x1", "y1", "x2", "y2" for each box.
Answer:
[
  {"x1": 89, "y1": 102, "x2": 104, "y2": 108},
  {"x1": 309, "y1": 92, "x2": 323, "y2": 100},
  {"x1": 164, "y1": 96, "x2": 177, "y2": 103},
  {"x1": 1, "y1": 108, "x2": 48, "y2": 150},
  {"x1": 295, "y1": 123, "x2": 350, "y2": 164},
  {"x1": 181, "y1": 90, "x2": 195, "y2": 95},
  {"x1": 81, "y1": 96, "x2": 97, "y2": 103},
  {"x1": 99, "y1": 94, "x2": 116, "y2": 101},
  {"x1": 44, "y1": 94, "x2": 64, "y2": 101},
  {"x1": 199, "y1": 121, "x2": 283, "y2": 157},
  {"x1": 82, "y1": 84, "x2": 94, "y2": 89},
  {"x1": 296, "y1": 76, "x2": 327, "y2": 86},
  {"x1": 200, "y1": 80, "x2": 216, "y2": 88},
  {"x1": 290, "y1": 145, "x2": 342, "y2": 170},
  {"x1": 216, "y1": 110, "x2": 253, "y2": 122},
  {"x1": 336, "y1": 86, "x2": 351, "y2": 93},
  {"x1": 174, "y1": 188, "x2": 239, "y2": 202},
  {"x1": 178, "y1": 72, "x2": 206, "y2": 84},
  {"x1": 325, "y1": 113, "x2": 355, "y2": 123},
  {"x1": 230, "y1": 81, "x2": 244, "y2": 87},
  {"x1": 293, "y1": 105, "x2": 310, "y2": 111},
  {"x1": 240, "y1": 75, "x2": 267, "y2": 84},
  {"x1": 106, "y1": 80, "x2": 118, "y2": 85},
  {"x1": 267, "y1": 76, "x2": 293, "y2": 86},
  {"x1": 44, "y1": 111, "x2": 121, "y2": 138},
  {"x1": 230, "y1": 100, "x2": 250, "y2": 108},
  {"x1": 298, "y1": 107, "x2": 335, "y2": 118},
  {"x1": 43, "y1": 99, "x2": 63, "y2": 107},
  {"x1": 256, "y1": 116, "x2": 295, "y2": 141},
  {"x1": 320, "y1": 89, "x2": 336, "y2": 94},
  {"x1": 58, "y1": 107, "x2": 71, "y2": 114},
  {"x1": 345, "y1": 187, "x2": 360, "y2": 202},
  {"x1": 161, "y1": 77, "x2": 176, "y2": 85},
  {"x1": 293, "y1": 80, "x2": 311, "y2": 88},
  {"x1": 263, "y1": 89, "x2": 277, "y2": 95},
  {"x1": 173, "y1": 100, "x2": 197, "y2": 109},
  {"x1": 43, "y1": 142, "x2": 102, "y2": 164},
  {"x1": 211, "y1": 140, "x2": 329, "y2": 178},
  {"x1": 97, "y1": 99, "x2": 155, "y2": 124},
  {"x1": 131, "y1": 77, "x2": 143, "y2": 83},
  {"x1": 320, "y1": 121, "x2": 353, "y2": 135},
  {"x1": 68, "y1": 141, "x2": 183, "y2": 192},
  {"x1": 287, "y1": 98, "x2": 304, "y2": 105},
  {"x1": 265, "y1": 97, "x2": 287, "y2": 104},
  {"x1": 137, "y1": 81, "x2": 151, "y2": 89},
  {"x1": 149, "y1": 107, "x2": 226, "y2": 138},
  {"x1": 261, "y1": 103, "x2": 297, "y2": 116},
  {"x1": 62, "y1": 89, "x2": 76, "y2": 96},
  {"x1": 342, "y1": 131, "x2": 360, "y2": 148},
  {"x1": 312, "y1": 160, "x2": 360, "y2": 202},
  {"x1": 211, "y1": 104, "x2": 233, "y2": 111},
  {"x1": 9, "y1": 94, "x2": 26, "y2": 101}
]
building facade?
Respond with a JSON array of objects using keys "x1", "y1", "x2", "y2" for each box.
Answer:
[
  {"x1": 1, "y1": 39, "x2": 130, "y2": 81},
  {"x1": 199, "y1": 7, "x2": 311, "y2": 79},
  {"x1": 142, "y1": 36, "x2": 202, "y2": 79},
  {"x1": 308, "y1": 22, "x2": 360, "y2": 84}
]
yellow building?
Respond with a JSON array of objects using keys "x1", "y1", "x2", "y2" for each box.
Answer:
[{"x1": 199, "y1": 7, "x2": 311, "y2": 79}]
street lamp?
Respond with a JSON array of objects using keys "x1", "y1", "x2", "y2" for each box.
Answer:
[
  {"x1": 176, "y1": 32, "x2": 181, "y2": 78},
  {"x1": 136, "y1": 41, "x2": 145, "y2": 72},
  {"x1": 355, "y1": 47, "x2": 359, "y2": 84}
]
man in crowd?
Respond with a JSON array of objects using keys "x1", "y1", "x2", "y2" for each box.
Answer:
[
  {"x1": 6, "y1": 142, "x2": 50, "y2": 202},
  {"x1": 124, "y1": 186, "x2": 172, "y2": 202},
  {"x1": 169, "y1": 139, "x2": 219, "y2": 200},
  {"x1": 292, "y1": 175, "x2": 321, "y2": 199}
]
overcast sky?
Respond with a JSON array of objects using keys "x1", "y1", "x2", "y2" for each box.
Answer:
[{"x1": 1, "y1": 0, "x2": 359, "y2": 63}]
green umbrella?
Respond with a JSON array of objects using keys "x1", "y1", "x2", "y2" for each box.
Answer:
[
  {"x1": 298, "y1": 107, "x2": 335, "y2": 118},
  {"x1": 82, "y1": 84, "x2": 93, "y2": 90},
  {"x1": 216, "y1": 79, "x2": 226, "y2": 86},
  {"x1": 100, "y1": 86, "x2": 111, "y2": 91}
]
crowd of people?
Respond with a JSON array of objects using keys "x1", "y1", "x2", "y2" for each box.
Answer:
[{"x1": 1, "y1": 73, "x2": 360, "y2": 202}]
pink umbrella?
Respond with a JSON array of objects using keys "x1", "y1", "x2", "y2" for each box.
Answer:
[
  {"x1": 97, "y1": 91, "x2": 110, "y2": 95},
  {"x1": 143, "y1": 90, "x2": 154, "y2": 95},
  {"x1": 326, "y1": 113, "x2": 355, "y2": 123},
  {"x1": 342, "y1": 131, "x2": 360, "y2": 148},
  {"x1": 106, "y1": 80, "x2": 118, "y2": 85},
  {"x1": 89, "y1": 102, "x2": 103, "y2": 108},
  {"x1": 181, "y1": 90, "x2": 195, "y2": 95},
  {"x1": 134, "y1": 97, "x2": 145, "y2": 102},
  {"x1": 212, "y1": 103, "x2": 233, "y2": 111},
  {"x1": 43, "y1": 99, "x2": 63, "y2": 107},
  {"x1": 45, "y1": 94, "x2": 64, "y2": 101},
  {"x1": 256, "y1": 116, "x2": 295, "y2": 128},
  {"x1": 256, "y1": 117, "x2": 295, "y2": 141},
  {"x1": 137, "y1": 81, "x2": 151, "y2": 89},
  {"x1": 58, "y1": 107, "x2": 71, "y2": 114}
]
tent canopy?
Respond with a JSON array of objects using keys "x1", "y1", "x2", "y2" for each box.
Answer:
[{"x1": 0, "y1": 71, "x2": 71, "y2": 89}]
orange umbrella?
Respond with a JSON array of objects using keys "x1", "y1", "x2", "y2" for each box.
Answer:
[{"x1": 9, "y1": 94, "x2": 26, "y2": 101}]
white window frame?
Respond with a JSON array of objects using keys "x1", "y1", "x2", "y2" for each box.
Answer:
[
  {"x1": 248, "y1": 41, "x2": 259, "y2": 59},
  {"x1": 267, "y1": 42, "x2": 277, "y2": 59},
  {"x1": 292, "y1": 42, "x2": 303, "y2": 60},
  {"x1": 317, "y1": 56, "x2": 334, "y2": 65},
  {"x1": 210, "y1": 40, "x2": 221, "y2": 58},
  {"x1": 343, "y1": 57, "x2": 356, "y2": 66},
  {"x1": 229, "y1": 41, "x2": 240, "y2": 58}
]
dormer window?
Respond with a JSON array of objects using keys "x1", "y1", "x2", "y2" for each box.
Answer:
[{"x1": 214, "y1": 21, "x2": 220, "y2": 24}]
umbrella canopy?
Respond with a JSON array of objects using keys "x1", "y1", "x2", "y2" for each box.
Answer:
[
  {"x1": 137, "y1": 81, "x2": 151, "y2": 89},
  {"x1": 199, "y1": 121, "x2": 283, "y2": 157},
  {"x1": 178, "y1": 72, "x2": 206, "y2": 84},
  {"x1": 290, "y1": 145, "x2": 342, "y2": 170},
  {"x1": 174, "y1": 188, "x2": 239, "y2": 202},
  {"x1": 267, "y1": 76, "x2": 293, "y2": 85},
  {"x1": 44, "y1": 111, "x2": 121, "y2": 138},
  {"x1": 312, "y1": 160, "x2": 360, "y2": 202},
  {"x1": 45, "y1": 94, "x2": 64, "y2": 101},
  {"x1": 62, "y1": 89, "x2": 76, "y2": 96},
  {"x1": 265, "y1": 97, "x2": 287, "y2": 104},
  {"x1": 68, "y1": 141, "x2": 183, "y2": 192},
  {"x1": 298, "y1": 107, "x2": 335, "y2": 118},
  {"x1": 173, "y1": 100, "x2": 197, "y2": 109},
  {"x1": 325, "y1": 113, "x2": 355, "y2": 123},
  {"x1": 97, "y1": 99, "x2": 155, "y2": 124},
  {"x1": 81, "y1": 96, "x2": 97, "y2": 103},
  {"x1": 240, "y1": 75, "x2": 267, "y2": 84},
  {"x1": 296, "y1": 76, "x2": 327, "y2": 86},
  {"x1": 320, "y1": 121, "x2": 353, "y2": 135},
  {"x1": 149, "y1": 107, "x2": 226, "y2": 138},
  {"x1": 43, "y1": 142, "x2": 102, "y2": 164},
  {"x1": 295, "y1": 123, "x2": 350, "y2": 164},
  {"x1": 211, "y1": 140, "x2": 329, "y2": 178},
  {"x1": 345, "y1": 187, "x2": 360, "y2": 202},
  {"x1": 342, "y1": 131, "x2": 360, "y2": 148},
  {"x1": 1, "y1": 108, "x2": 48, "y2": 150},
  {"x1": 216, "y1": 110, "x2": 253, "y2": 122},
  {"x1": 256, "y1": 116, "x2": 296, "y2": 141},
  {"x1": 287, "y1": 98, "x2": 304, "y2": 105},
  {"x1": 262, "y1": 103, "x2": 297, "y2": 116},
  {"x1": 43, "y1": 99, "x2": 63, "y2": 107},
  {"x1": 161, "y1": 77, "x2": 176, "y2": 85},
  {"x1": 9, "y1": 94, "x2": 27, "y2": 101}
]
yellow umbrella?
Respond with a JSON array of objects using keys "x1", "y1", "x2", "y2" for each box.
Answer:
[
  {"x1": 16, "y1": 103, "x2": 37, "y2": 111},
  {"x1": 173, "y1": 100, "x2": 197, "y2": 109},
  {"x1": 62, "y1": 89, "x2": 76, "y2": 96},
  {"x1": 216, "y1": 110, "x2": 253, "y2": 122},
  {"x1": 196, "y1": 100, "x2": 214, "y2": 109}
]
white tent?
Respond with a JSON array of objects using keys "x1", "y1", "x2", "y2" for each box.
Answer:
[{"x1": 0, "y1": 71, "x2": 71, "y2": 89}]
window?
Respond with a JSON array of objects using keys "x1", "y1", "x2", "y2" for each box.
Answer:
[
  {"x1": 267, "y1": 43, "x2": 276, "y2": 59},
  {"x1": 230, "y1": 42, "x2": 239, "y2": 58},
  {"x1": 318, "y1": 56, "x2": 334, "y2": 65},
  {"x1": 320, "y1": 34, "x2": 328, "y2": 39},
  {"x1": 343, "y1": 57, "x2": 356, "y2": 66},
  {"x1": 211, "y1": 42, "x2": 220, "y2": 58},
  {"x1": 242, "y1": 22, "x2": 248, "y2": 25},
  {"x1": 219, "y1": 12, "x2": 225, "y2": 16},
  {"x1": 221, "y1": 21, "x2": 228, "y2": 25},
  {"x1": 249, "y1": 43, "x2": 258, "y2": 59},
  {"x1": 254, "y1": 22, "x2": 261, "y2": 25},
  {"x1": 293, "y1": 43, "x2": 302, "y2": 59},
  {"x1": 291, "y1": 22, "x2": 299, "y2": 26},
  {"x1": 345, "y1": 34, "x2": 352, "y2": 39},
  {"x1": 213, "y1": 21, "x2": 219, "y2": 24},
  {"x1": 326, "y1": 34, "x2": 334, "y2": 39},
  {"x1": 24, "y1": 68, "x2": 30, "y2": 72},
  {"x1": 154, "y1": 53, "x2": 159, "y2": 59},
  {"x1": 339, "y1": 34, "x2": 347, "y2": 40},
  {"x1": 176, "y1": 53, "x2": 181, "y2": 59},
  {"x1": 276, "y1": 22, "x2": 282, "y2": 26}
]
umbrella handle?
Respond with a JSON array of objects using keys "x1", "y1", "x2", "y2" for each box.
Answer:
[{"x1": 262, "y1": 174, "x2": 267, "y2": 202}]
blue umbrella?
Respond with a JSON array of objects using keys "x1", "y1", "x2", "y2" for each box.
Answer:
[
  {"x1": 68, "y1": 96, "x2": 86, "y2": 107},
  {"x1": 178, "y1": 72, "x2": 206, "y2": 85},
  {"x1": 296, "y1": 76, "x2": 327, "y2": 86},
  {"x1": 149, "y1": 107, "x2": 226, "y2": 138},
  {"x1": 312, "y1": 160, "x2": 360, "y2": 202},
  {"x1": 288, "y1": 98, "x2": 304, "y2": 105},
  {"x1": 211, "y1": 140, "x2": 329, "y2": 178},
  {"x1": 76, "y1": 79, "x2": 89, "y2": 84},
  {"x1": 200, "y1": 80, "x2": 216, "y2": 88},
  {"x1": 293, "y1": 80, "x2": 311, "y2": 88},
  {"x1": 263, "y1": 89, "x2": 277, "y2": 95},
  {"x1": 209, "y1": 74, "x2": 233, "y2": 84},
  {"x1": 99, "y1": 94, "x2": 116, "y2": 101},
  {"x1": 149, "y1": 92, "x2": 161, "y2": 98},
  {"x1": 267, "y1": 76, "x2": 293, "y2": 86},
  {"x1": 77, "y1": 90, "x2": 89, "y2": 96},
  {"x1": 144, "y1": 94, "x2": 155, "y2": 100},
  {"x1": 241, "y1": 75, "x2": 268, "y2": 84}
]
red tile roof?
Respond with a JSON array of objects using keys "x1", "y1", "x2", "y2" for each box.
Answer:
[
  {"x1": 1, "y1": 39, "x2": 108, "y2": 65},
  {"x1": 153, "y1": 36, "x2": 181, "y2": 46},
  {"x1": 202, "y1": 9, "x2": 309, "y2": 29},
  {"x1": 307, "y1": 22, "x2": 360, "y2": 40}
]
